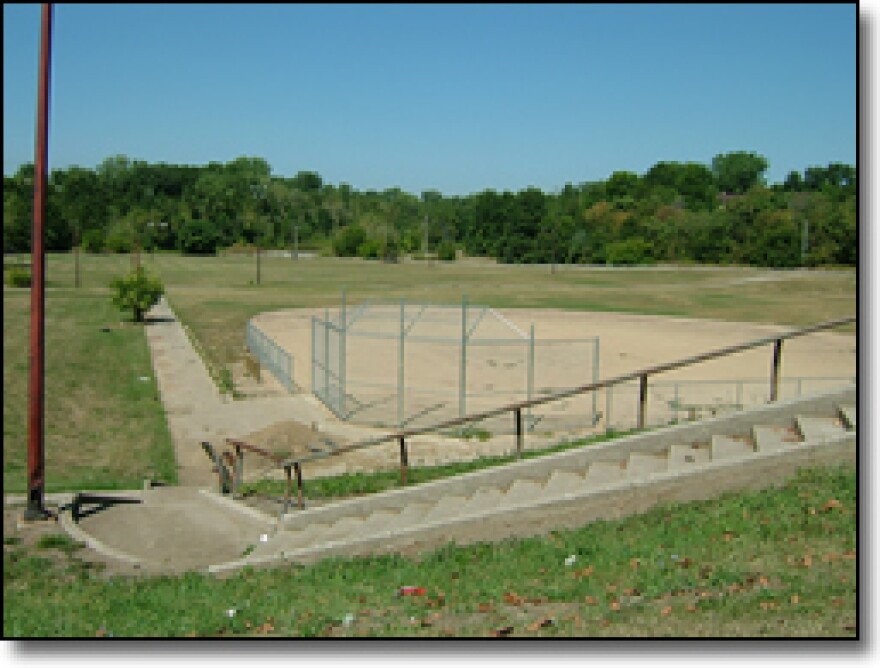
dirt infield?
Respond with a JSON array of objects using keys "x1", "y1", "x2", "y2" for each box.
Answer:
[{"x1": 252, "y1": 308, "x2": 857, "y2": 434}]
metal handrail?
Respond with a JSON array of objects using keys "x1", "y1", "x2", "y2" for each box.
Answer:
[{"x1": 225, "y1": 315, "x2": 856, "y2": 506}]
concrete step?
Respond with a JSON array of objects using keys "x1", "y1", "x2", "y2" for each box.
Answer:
[
  {"x1": 839, "y1": 405, "x2": 857, "y2": 431},
  {"x1": 753, "y1": 425, "x2": 801, "y2": 453},
  {"x1": 392, "y1": 502, "x2": 433, "y2": 527},
  {"x1": 667, "y1": 444, "x2": 711, "y2": 470},
  {"x1": 543, "y1": 470, "x2": 588, "y2": 496},
  {"x1": 461, "y1": 487, "x2": 504, "y2": 515},
  {"x1": 505, "y1": 479, "x2": 546, "y2": 504},
  {"x1": 626, "y1": 452, "x2": 668, "y2": 479},
  {"x1": 710, "y1": 435, "x2": 754, "y2": 461},
  {"x1": 420, "y1": 495, "x2": 469, "y2": 524},
  {"x1": 796, "y1": 415, "x2": 847, "y2": 443},
  {"x1": 584, "y1": 461, "x2": 625, "y2": 486}
]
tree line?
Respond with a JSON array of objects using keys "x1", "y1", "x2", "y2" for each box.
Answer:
[{"x1": 3, "y1": 151, "x2": 856, "y2": 268}]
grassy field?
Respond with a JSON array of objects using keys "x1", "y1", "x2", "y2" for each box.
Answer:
[
  {"x1": 3, "y1": 464, "x2": 856, "y2": 637},
  {"x1": 2, "y1": 282, "x2": 177, "y2": 493},
  {"x1": 36, "y1": 253, "x2": 857, "y2": 392}
]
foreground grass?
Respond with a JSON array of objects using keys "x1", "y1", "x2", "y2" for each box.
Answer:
[
  {"x1": 2, "y1": 287, "x2": 177, "y2": 492},
  {"x1": 3, "y1": 464, "x2": 856, "y2": 638}
]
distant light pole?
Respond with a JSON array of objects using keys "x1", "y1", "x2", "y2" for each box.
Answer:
[{"x1": 26, "y1": 2, "x2": 52, "y2": 521}]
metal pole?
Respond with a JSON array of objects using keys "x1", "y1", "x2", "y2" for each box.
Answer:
[
  {"x1": 340, "y1": 288, "x2": 347, "y2": 417},
  {"x1": 460, "y1": 295, "x2": 467, "y2": 418},
  {"x1": 515, "y1": 408, "x2": 523, "y2": 459},
  {"x1": 324, "y1": 308, "x2": 330, "y2": 404},
  {"x1": 398, "y1": 299, "x2": 405, "y2": 427},
  {"x1": 26, "y1": 3, "x2": 52, "y2": 521},
  {"x1": 592, "y1": 338, "x2": 600, "y2": 425},
  {"x1": 399, "y1": 437, "x2": 408, "y2": 486},
  {"x1": 770, "y1": 339, "x2": 783, "y2": 402},
  {"x1": 294, "y1": 462, "x2": 304, "y2": 510},
  {"x1": 638, "y1": 374, "x2": 648, "y2": 430},
  {"x1": 526, "y1": 324, "x2": 534, "y2": 428}
]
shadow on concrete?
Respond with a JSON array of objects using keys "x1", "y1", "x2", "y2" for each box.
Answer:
[{"x1": 68, "y1": 494, "x2": 142, "y2": 521}]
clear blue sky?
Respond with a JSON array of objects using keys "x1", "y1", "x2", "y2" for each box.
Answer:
[{"x1": 3, "y1": 3, "x2": 856, "y2": 196}]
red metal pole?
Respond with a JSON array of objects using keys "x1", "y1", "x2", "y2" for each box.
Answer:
[{"x1": 26, "y1": 4, "x2": 52, "y2": 521}]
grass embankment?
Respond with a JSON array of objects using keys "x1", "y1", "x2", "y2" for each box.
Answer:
[
  {"x1": 2, "y1": 285, "x2": 177, "y2": 493},
  {"x1": 4, "y1": 464, "x2": 856, "y2": 637}
]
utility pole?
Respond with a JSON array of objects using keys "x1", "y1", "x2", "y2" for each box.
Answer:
[{"x1": 26, "y1": 3, "x2": 52, "y2": 521}]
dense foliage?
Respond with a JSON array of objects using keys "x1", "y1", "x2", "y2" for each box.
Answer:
[
  {"x1": 110, "y1": 265, "x2": 165, "y2": 322},
  {"x1": 3, "y1": 152, "x2": 856, "y2": 268}
]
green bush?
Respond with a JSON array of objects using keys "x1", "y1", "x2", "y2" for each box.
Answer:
[
  {"x1": 178, "y1": 218, "x2": 221, "y2": 255},
  {"x1": 605, "y1": 237, "x2": 655, "y2": 265},
  {"x1": 109, "y1": 266, "x2": 165, "y2": 322},
  {"x1": 436, "y1": 240, "x2": 457, "y2": 262},
  {"x1": 332, "y1": 224, "x2": 367, "y2": 257},
  {"x1": 5, "y1": 267, "x2": 31, "y2": 288},
  {"x1": 357, "y1": 238, "x2": 382, "y2": 260}
]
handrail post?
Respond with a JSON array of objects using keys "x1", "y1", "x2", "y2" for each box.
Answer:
[
  {"x1": 515, "y1": 408, "x2": 523, "y2": 458},
  {"x1": 283, "y1": 465, "x2": 292, "y2": 513},
  {"x1": 233, "y1": 443, "x2": 243, "y2": 497},
  {"x1": 399, "y1": 436, "x2": 409, "y2": 486},
  {"x1": 770, "y1": 338, "x2": 783, "y2": 402},
  {"x1": 638, "y1": 374, "x2": 648, "y2": 430},
  {"x1": 294, "y1": 462, "x2": 305, "y2": 510}
]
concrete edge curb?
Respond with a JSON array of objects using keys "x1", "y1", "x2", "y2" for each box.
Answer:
[{"x1": 198, "y1": 489, "x2": 279, "y2": 527}]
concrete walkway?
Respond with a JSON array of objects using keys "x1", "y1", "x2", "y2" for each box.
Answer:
[{"x1": 145, "y1": 296, "x2": 331, "y2": 487}]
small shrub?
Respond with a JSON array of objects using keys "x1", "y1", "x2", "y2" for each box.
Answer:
[
  {"x1": 110, "y1": 266, "x2": 165, "y2": 322},
  {"x1": 5, "y1": 267, "x2": 31, "y2": 287},
  {"x1": 436, "y1": 240, "x2": 457, "y2": 262}
]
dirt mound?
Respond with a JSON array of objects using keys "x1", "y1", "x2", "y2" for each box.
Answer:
[{"x1": 238, "y1": 420, "x2": 348, "y2": 461}]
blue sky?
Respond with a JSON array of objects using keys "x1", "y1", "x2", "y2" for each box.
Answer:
[{"x1": 3, "y1": 3, "x2": 857, "y2": 196}]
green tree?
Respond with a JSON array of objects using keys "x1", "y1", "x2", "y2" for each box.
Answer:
[
  {"x1": 178, "y1": 218, "x2": 221, "y2": 255},
  {"x1": 110, "y1": 266, "x2": 165, "y2": 323},
  {"x1": 712, "y1": 151, "x2": 769, "y2": 195}
]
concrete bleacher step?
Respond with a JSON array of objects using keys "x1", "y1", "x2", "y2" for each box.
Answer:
[
  {"x1": 203, "y1": 387, "x2": 856, "y2": 574},
  {"x1": 420, "y1": 495, "x2": 469, "y2": 524},
  {"x1": 584, "y1": 461, "x2": 625, "y2": 486},
  {"x1": 710, "y1": 435, "x2": 754, "y2": 461},
  {"x1": 752, "y1": 425, "x2": 801, "y2": 452},
  {"x1": 505, "y1": 479, "x2": 546, "y2": 504},
  {"x1": 626, "y1": 452, "x2": 668, "y2": 479},
  {"x1": 543, "y1": 470, "x2": 588, "y2": 496},
  {"x1": 839, "y1": 405, "x2": 857, "y2": 430},
  {"x1": 461, "y1": 486, "x2": 504, "y2": 515},
  {"x1": 667, "y1": 444, "x2": 711, "y2": 470},
  {"x1": 796, "y1": 415, "x2": 847, "y2": 443}
]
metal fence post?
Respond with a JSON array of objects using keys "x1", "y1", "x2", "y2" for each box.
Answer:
[
  {"x1": 605, "y1": 385, "x2": 613, "y2": 434},
  {"x1": 460, "y1": 295, "x2": 468, "y2": 418},
  {"x1": 398, "y1": 299, "x2": 405, "y2": 428},
  {"x1": 527, "y1": 324, "x2": 534, "y2": 428},
  {"x1": 515, "y1": 408, "x2": 523, "y2": 458},
  {"x1": 592, "y1": 338, "x2": 600, "y2": 425},
  {"x1": 324, "y1": 308, "x2": 330, "y2": 404},
  {"x1": 340, "y1": 289, "x2": 347, "y2": 416}
]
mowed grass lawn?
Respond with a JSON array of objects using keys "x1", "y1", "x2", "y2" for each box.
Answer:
[
  {"x1": 4, "y1": 464, "x2": 856, "y2": 637},
  {"x1": 3, "y1": 278, "x2": 177, "y2": 493}
]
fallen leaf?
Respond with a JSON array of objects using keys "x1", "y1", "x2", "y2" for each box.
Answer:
[
  {"x1": 822, "y1": 552, "x2": 839, "y2": 563},
  {"x1": 491, "y1": 626, "x2": 514, "y2": 637},
  {"x1": 630, "y1": 558, "x2": 640, "y2": 570},
  {"x1": 723, "y1": 532, "x2": 734, "y2": 542},
  {"x1": 503, "y1": 592, "x2": 524, "y2": 606},
  {"x1": 758, "y1": 576, "x2": 770, "y2": 587},
  {"x1": 526, "y1": 618, "x2": 554, "y2": 631},
  {"x1": 843, "y1": 550, "x2": 856, "y2": 559},
  {"x1": 759, "y1": 601, "x2": 777, "y2": 611},
  {"x1": 790, "y1": 595, "x2": 800, "y2": 605},
  {"x1": 822, "y1": 499, "x2": 842, "y2": 512},
  {"x1": 95, "y1": 628, "x2": 108, "y2": 638},
  {"x1": 831, "y1": 598, "x2": 845, "y2": 607},
  {"x1": 660, "y1": 606, "x2": 672, "y2": 616},
  {"x1": 585, "y1": 596, "x2": 598, "y2": 606},
  {"x1": 802, "y1": 554, "x2": 813, "y2": 568},
  {"x1": 686, "y1": 604, "x2": 697, "y2": 613},
  {"x1": 609, "y1": 600, "x2": 620, "y2": 611},
  {"x1": 478, "y1": 602, "x2": 494, "y2": 613}
]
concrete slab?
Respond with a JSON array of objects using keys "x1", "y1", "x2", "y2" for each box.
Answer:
[
  {"x1": 753, "y1": 425, "x2": 800, "y2": 453},
  {"x1": 667, "y1": 444, "x2": 710, "y2": 470},
  {"x1": 626, "y1": 452, "x2": 667, "y2": 479},
  {"x1": 420, "y1": 495, "x2": 468, "y2": 524},
  {"x1": 461, "y1": 487, "x2": 504, "y2": 515},
  {"x1": 710, "y1": 435, "x2": 753, "y2": 461},
  {"x1": 505, "y1": 479, "x2": 546, "y2": 504},
  {"x1": 584, "y1": 461, "x2": 625, "y2": 487},
  {"x1": 839, "y1": 405, "x2": 857, "y2": 431},
  {"x1": 543, "y1": 470, "x2": 587, "y2": 496},
  {"x1": 797, "y1": 416, "x2": 846, "y2": 443}
]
